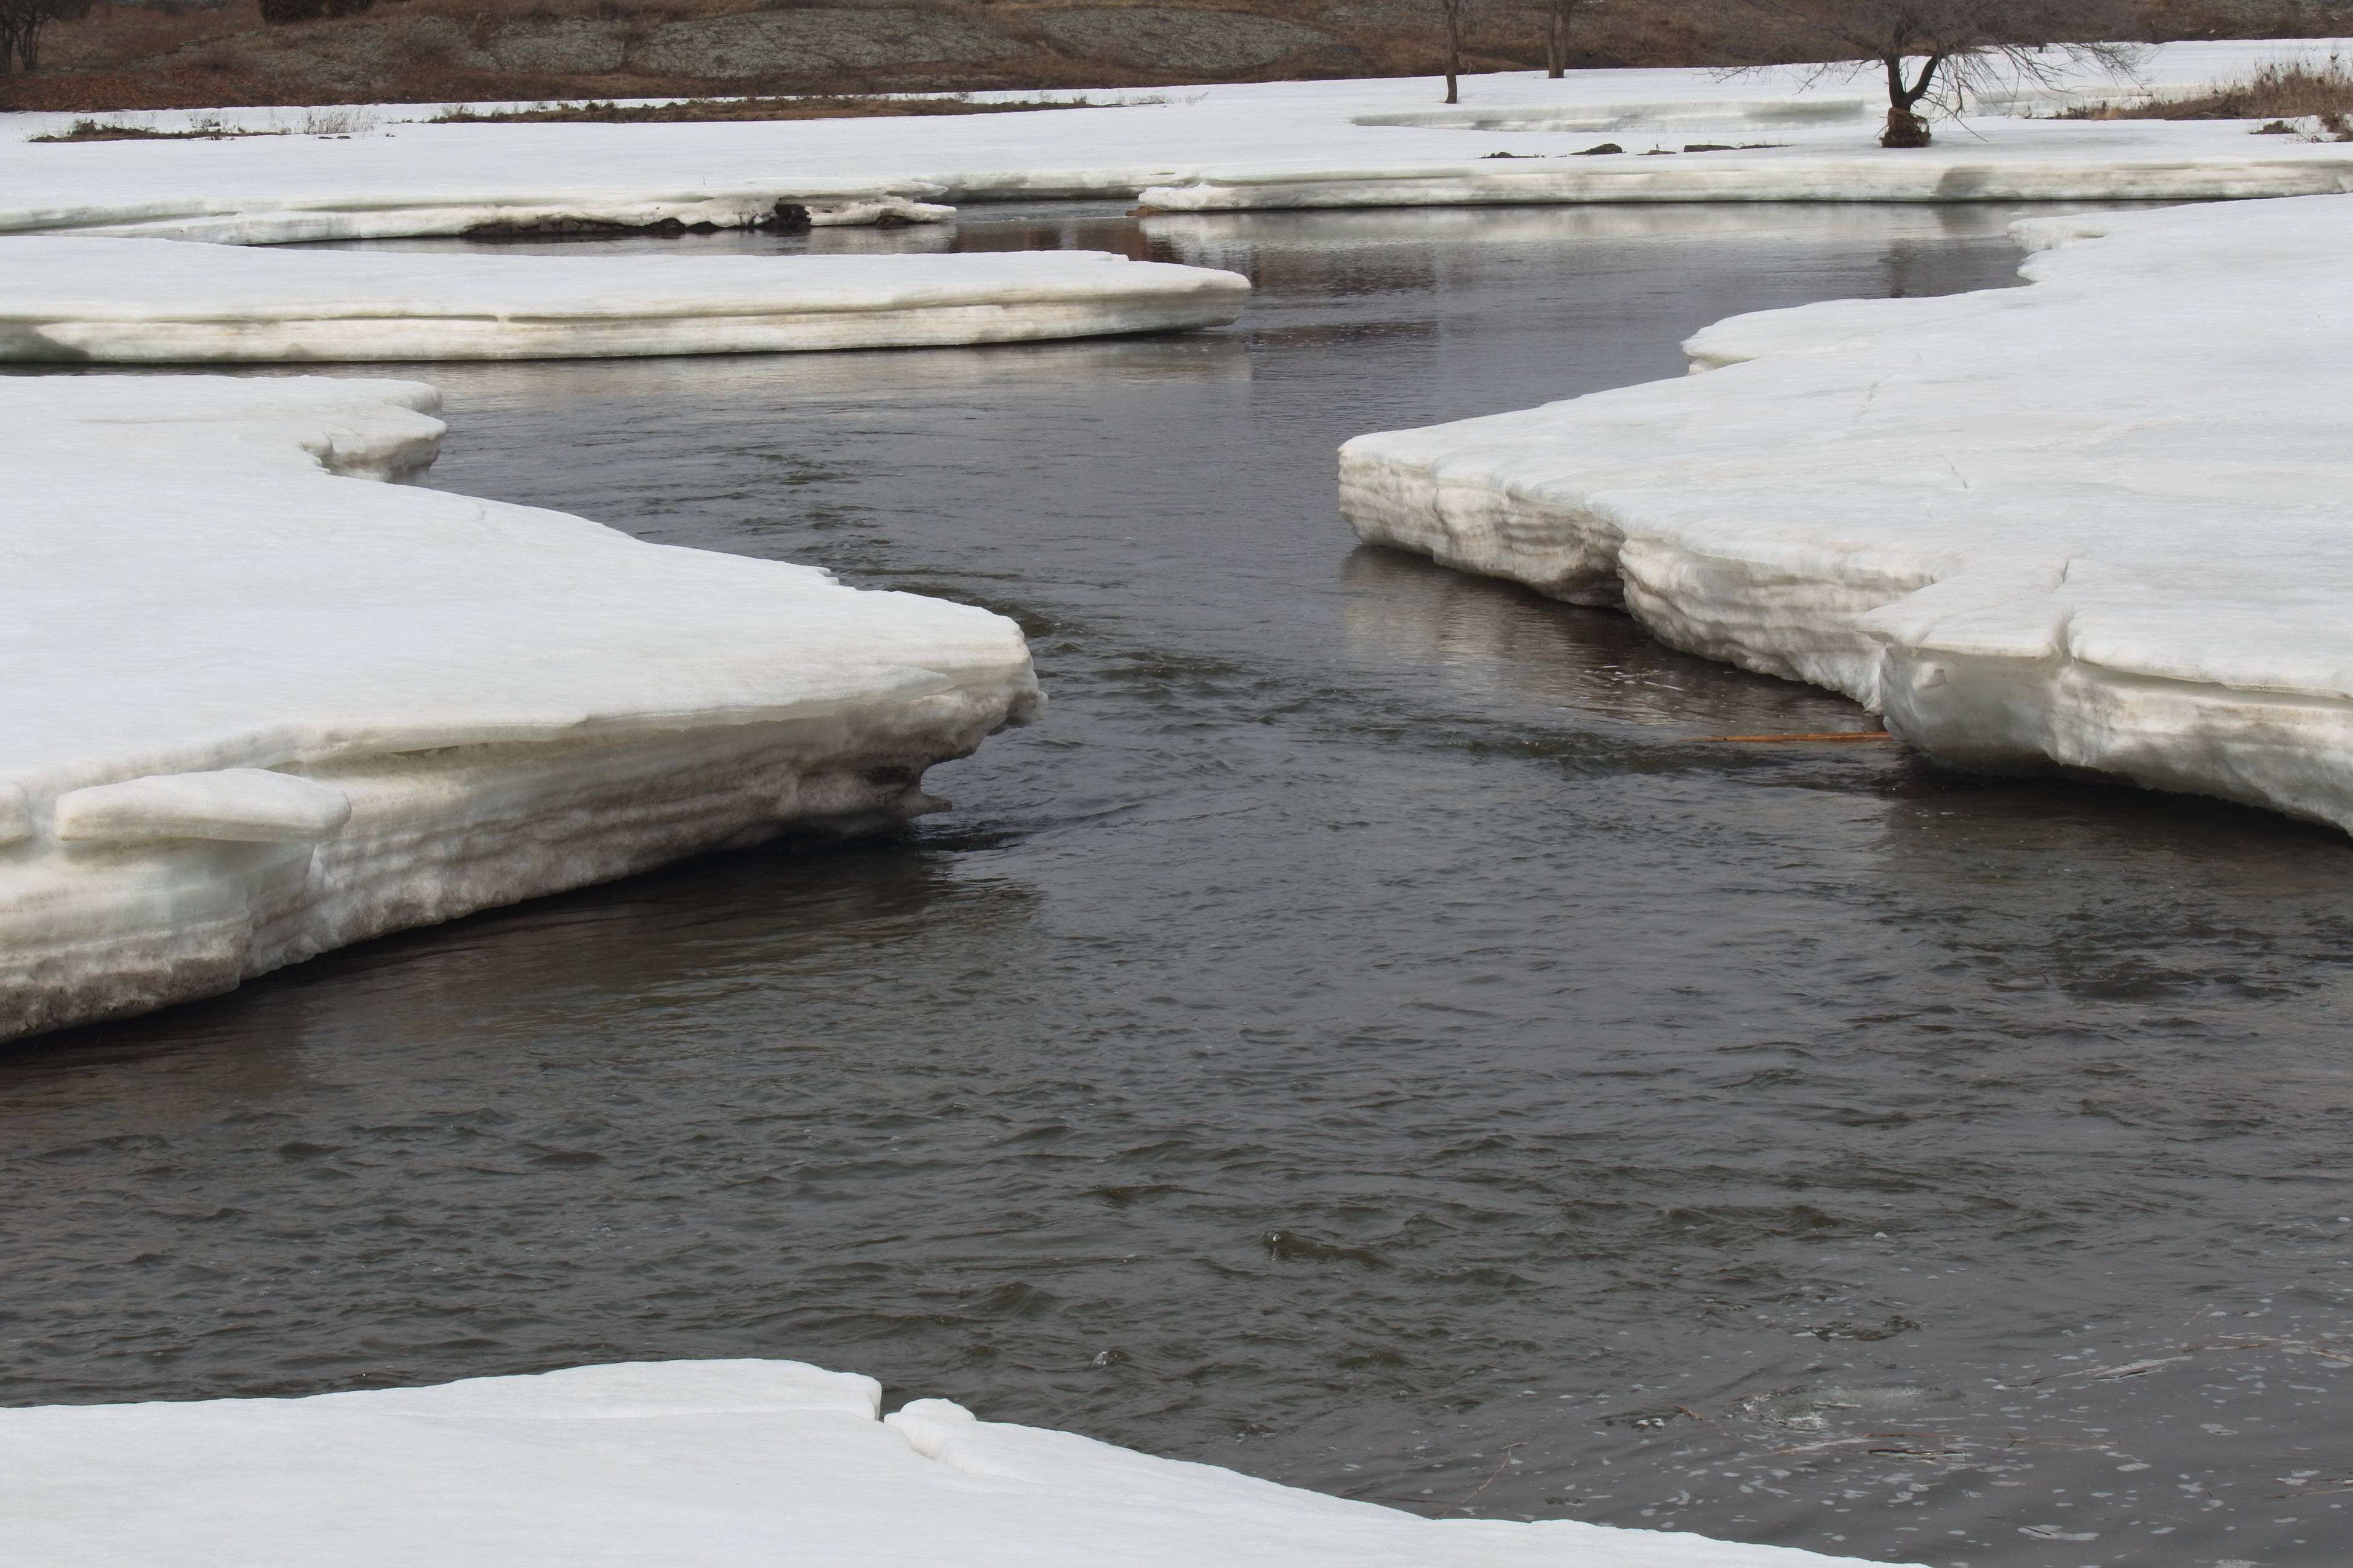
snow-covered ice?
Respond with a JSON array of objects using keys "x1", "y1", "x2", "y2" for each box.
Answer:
[
  {"x1": 1, "y1": 42, "x2": 2348, "y2": 240},
  {"x1": 1340, "y1": 191, "x2": 2353, "y2": 833},
  {"x1": 1131, "y1": 114, "x2": 2353, "y2": 210},
  {"x1": 0, "y1": 238, "x2": 1248, "y2": 360},
  {"x1": 0, "y1": 1359, "x2": 1911, "y2": 1567},
  {"x1": 0, "y1": 376, "x2": 1038, "y2": 1041}
]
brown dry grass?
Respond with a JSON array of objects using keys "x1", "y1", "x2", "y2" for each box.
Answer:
[
  {"x1": 2064, "y1": 56, "x2": 2353, "y2": 119},
  {"x1": 8, "y1": 0, "x2": 2352, "y2": 114},
  {"x1": 30, "y1": 113, "x2": 282, "y2": 138}
]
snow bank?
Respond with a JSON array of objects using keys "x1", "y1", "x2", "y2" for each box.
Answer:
[
  {"x1": 0, "y1": 1359, "x2": 1906, "y2": 1567},
  {"x1": 1133, "y1": 121, "x2": 2353, "y2": 209},
  {"x1": 1, "y1": 42, "x2": 2348, "y2": 240},
  {"x1": 0, "y1": 238, "x2": 1248, "y2": 361},
  {"x1": 0, "y1": 377, "x2": 1038, "y2": 1041},
  {"x1": 1340, "y1": 192, "x2": 2353, "y2": 833}
]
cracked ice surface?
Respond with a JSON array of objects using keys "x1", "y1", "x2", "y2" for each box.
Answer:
[
  {"x1": 0, "y1": 377, "x2": 1038, "y2": 1041},
  {"x1": 0, "y1": 1359, "x2": 1912, "y2": 1567},
  {"x1": 1, "y1": 42, "x2": 2350, "y2": 241},
  {"x1": 1339, "y1": 192, "x2": 2353, "y2": 832},
  {"x1": 0, "y1": 238, "x2": 1249, "y2": 361}
]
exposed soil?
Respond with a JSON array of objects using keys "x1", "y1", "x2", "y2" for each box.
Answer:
[{"x1": 5, "y1": 0, "x2": 2351, "y2": 113}]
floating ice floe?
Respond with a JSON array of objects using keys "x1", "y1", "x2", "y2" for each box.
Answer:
[
  {"x1": 0, "y1": 1359, "x2": 1911, "y2": 1567},
  {"x1": 1, "y1": 42, "x2": 2348, "y2": 240},
  {"x1": 1340, "y1": 192, "x2": 2353, "y2": 834},
  {"x1": 0, "y1": 238, "x2": 1249, "y2": 361},
  {"x1": 0, "y1": 377, "x2": 1038, "y2": 1041}
]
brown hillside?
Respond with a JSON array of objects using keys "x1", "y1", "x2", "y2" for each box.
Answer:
[{"x1": 6, "y1": 0, "x2": 2351, "y2": 113}]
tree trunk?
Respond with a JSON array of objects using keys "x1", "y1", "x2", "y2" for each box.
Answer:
[
  {"x1": 1880, "y1": 52, "x2": 1938, "y2": 147},
  {"x1": 1545, "y1": 0, "x2": 1566, "y2": 78},
  {"x1": 1437, "y1": 0, "x2": 1465, "y2": 103}
]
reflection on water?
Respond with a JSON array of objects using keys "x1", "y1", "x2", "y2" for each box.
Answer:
[
  {"x1": 7, "y1": 203, "x2": 2351, "y2": 1568},
  {"x1": 1339, "y1": 546, "x2": 1863, "y2": 733}
]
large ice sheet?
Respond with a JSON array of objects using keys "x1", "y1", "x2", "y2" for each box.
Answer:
[
  {"x1": 1, "y1": 42, "x2": 2348, "y2": 240},
  {"x1": 0, "y1": 238, "x2": 1248, "y2": 361},
  {"x1": 1339, "y1": 193, "x2": 2353, "y2": 833},
  {"x1": 0, "y1": 377, "x2": 1038, "y2": 1040},
  {"x1": 0, "y1": 1359, "x2": 1908, "y2": 1566}
]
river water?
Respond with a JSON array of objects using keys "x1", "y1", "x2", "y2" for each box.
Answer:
[{"x1": 6, "y1": 204, "x2": 2352, "y2": 1568}]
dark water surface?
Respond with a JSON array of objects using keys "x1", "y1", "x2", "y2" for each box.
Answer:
[{"x1": 8, "y1": 205, "x2": 2352, "y2": 1568}]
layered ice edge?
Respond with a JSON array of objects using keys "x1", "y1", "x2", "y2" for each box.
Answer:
[
  {"x1": 1339, "y1": 192, "x2": 2353, "y2": 833},
  {"x1": 0, "y1": 377, "x2": 1039, "y2": 1041}
]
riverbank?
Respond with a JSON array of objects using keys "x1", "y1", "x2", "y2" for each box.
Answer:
[{"x1": 5, "y1": 46, "x2": 2352, "y2": 241}]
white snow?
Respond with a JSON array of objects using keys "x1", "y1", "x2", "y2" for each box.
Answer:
[
  {"x1": 1339, "y1": 191, "x2": 2353, "y2": 833},
  {"x1": 0, "y1": 1359, "x2": 1911, "y2": 1567},
  {"x1": 0, "y1": 375, "x2": 1039, "y2": 1041},
  {"x1": 1, "y1": 42, "x2": 2348, "y2": 240},
  {"x1": 0, "y1": 238, "x2": 1248, "y2": 360}
]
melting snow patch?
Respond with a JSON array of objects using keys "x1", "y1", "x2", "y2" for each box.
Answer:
[
  {"x1": 1339, "y1": 193, "x2": 2353, "y2": 834},
  {"x1": 0, "y1": 1359, "x2": 1918, "y2": 1566}
]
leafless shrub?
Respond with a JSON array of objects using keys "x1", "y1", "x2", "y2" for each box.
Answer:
[
  {"x1": 2, "y1": 0, "x2": 93, "y2": 71},
  {"x1": 1724, "y1": 0, "x2": 2146, "y2": 146}
]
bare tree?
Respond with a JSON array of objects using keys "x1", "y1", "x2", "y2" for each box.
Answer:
[
  {"x1": 1729, "y1": 0, "x2": 2143, "y2": 147},
  {"x1": 1439, "y1": 0, "x2": 1469, "y2": 104},
  {"x1": 1543, "y1": 0, "x2": 1583, "y2": 79},
  {"x1": 0, "y1": 0, "x2": 89, "y2": 72}
]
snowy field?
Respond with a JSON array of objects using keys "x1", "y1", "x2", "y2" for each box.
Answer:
[
  {"x1": 0, "y1": 378, "x2": 1038, "y2": 1040},
  {"x1": 0, "y1": 239, "x2": 1248, "y2": 360},
  {"x1": 0, "y1": 41, "x2": 2348, "y2": 240},
  {"x1": 1341, "y1": 192, "x2": 2353, "y2": 835},
  {"x1": 0, "y1": 1359, "x2": 1908, "y2": 1567}
]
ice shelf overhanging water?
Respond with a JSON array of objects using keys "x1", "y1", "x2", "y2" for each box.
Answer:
[
  {"x1": 0, "y1": 376, "x2": 1040, "y2": 1041},
  {"x1": 1341, "y1": 191, "x2": 2353, "y2": 834},
  {"x1": 0, "y1": 1359, "x2": 1920, "y2": 1567},
  {"x1": 0, "y1": 239, "x2": 1251, "y2": 361}
]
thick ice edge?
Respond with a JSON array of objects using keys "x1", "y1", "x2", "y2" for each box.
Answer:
[
  {"x1": 0, "y1": 377, "x2": 1039, "y2": 1041},
  {"x1": 0, "y1": 238, "x2": 1250, "y2": 361},
  {"x1": 0, "y1": 1359, "x2": 1914, "y2": 1566},
  {"x1": 2, "y1": 43, "x2": 2349, "y2": 240},
  {"x1": 1339, "y1": 191, "x2": 2353, "y2": 833}
]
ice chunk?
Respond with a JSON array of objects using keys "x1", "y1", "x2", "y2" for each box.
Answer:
[
  {"x1": 1340, "y1": 192, "x2": 2353, "y2": 833},
  {"x1": 0, "y1": 1359, "x2": 1915, "y2": 1567},
  {"x1": 0, "y1": 375, "x2": 1038, "y2": 1041},
  {"x1": 0, "y1": 238, "x2": 1249, "y2": 361},
  {"x1": 53, "y1": 769, "x2": 352, "y2": 843}
]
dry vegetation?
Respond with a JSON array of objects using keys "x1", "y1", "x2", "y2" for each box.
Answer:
[
  {"x1": 4, "y1": 0, "x2": 2351, "y2": 113},
  {"x1": 31, "y1": 109, "x2": 278, "y2": 133},
  {"x1": 2063, "y1": 53, "x2": 2353, "y2": 116}
]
